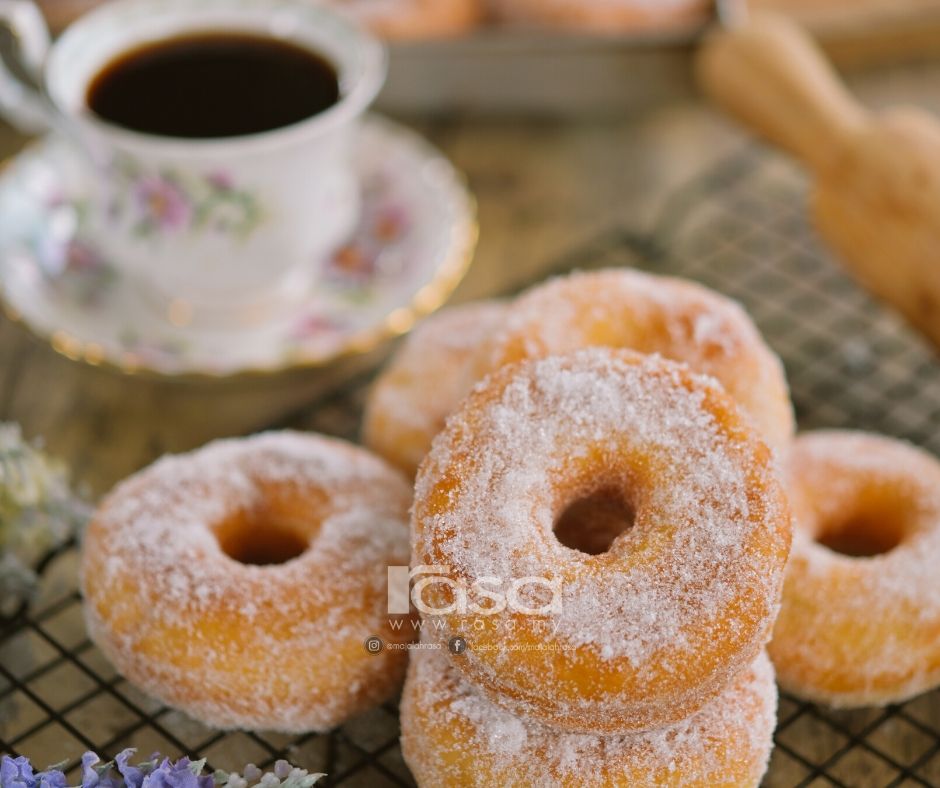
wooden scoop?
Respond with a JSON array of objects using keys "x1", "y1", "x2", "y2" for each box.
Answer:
[{"x1": 697, "y1": 12, "x2": 940, "y2": 350}]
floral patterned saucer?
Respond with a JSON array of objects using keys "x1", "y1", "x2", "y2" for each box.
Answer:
[{"x1": 0, "y1": 116, "x2": 477, "y2": 377}]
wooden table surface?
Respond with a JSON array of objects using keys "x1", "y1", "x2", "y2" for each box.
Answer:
[{"x1": 2, "y1": 60, "x2": 940, "y2": 498}]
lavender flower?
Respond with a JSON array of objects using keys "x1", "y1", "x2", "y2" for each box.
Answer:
[
  {"x1": 112, "y1": 751, "x2": 144, "y2": 788},
  {"x1": 0, "y1": 753, "x2": 324, "y2": 788},
  {"x1": 78, "y1": 753, "x2": 120, "y2": 788},
  {"x1": 35, "y1": 771, "x2": 68, "y2": 788},
  {"x1": 1, "y1": 756, "x2": 35, "y2": 787}
]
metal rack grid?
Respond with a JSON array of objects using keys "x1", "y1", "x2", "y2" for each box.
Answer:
[{"x1": 3, "y1": 143, "x2": 940, "y2": 786}]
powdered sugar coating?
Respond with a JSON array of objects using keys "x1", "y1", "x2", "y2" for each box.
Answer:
[
  {"x1": 491, "y1": 0, "x2": 710, "y2": 33},
  {"x1": 472, "y1": 268, "x2": 794, "y2": 456},
  {"x1": 364, "y1": 300, "x2": 508, "y2": 476},
  {"x1": 401, "y1": 638, "x2": 777, "y2": 787},
  {"x1": 413, "y1": 348, "x2": 791, "y2": 732},
  {"x1": 770, "y1": 430, "x2": 940, "y2": 707},
  {"x1": 82, "y1": 431, "x2": 413, "y2": 732},
  {"x1": 327, "y1": 0, "x2": 482, "y2": 38}
]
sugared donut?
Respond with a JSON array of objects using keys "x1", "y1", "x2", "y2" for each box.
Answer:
[
  {"x1": 329, "y1": 0, "x2": 483, "y2": 39},
  {"x1": 770, "y1": 431, "x2": 940, "y2": 707},
  {"x1": 472, "y1": 268, "x2": 794, "y2": 455},
  {"x1": 401, "y1": 638, "x2": 778, "y2": 787},
  {"x1": 491, "y1": 0, "x2": 710, "y2": 34},
  {"x1": 364, "y1": 300, "x2": 507, "y2": 476},
  {"x1": 81, "y1": 431, "x2": 413, "y2": 732},
  {"x1": 412, "y1": 348, "x2": 791, "y2": 733}
]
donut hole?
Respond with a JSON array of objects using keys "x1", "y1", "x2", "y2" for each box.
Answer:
[
  {"x1": 816, "y1": 510, "x2": 906, "y2": 558},
  {"x1": 215, "y1": 513, "x2": 310, "y2": 566},
  {"x1": 554, "y1": 487, "x2": 636, "y2": 555}
]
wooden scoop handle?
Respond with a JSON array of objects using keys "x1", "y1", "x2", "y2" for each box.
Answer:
[{"x1": 696, "y1": 13, "x2": 867, "y2": 172}]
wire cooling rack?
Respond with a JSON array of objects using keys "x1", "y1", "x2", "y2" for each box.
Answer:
[{"x1": 3, "y1": 144, "x2": 940, "y2": 787}]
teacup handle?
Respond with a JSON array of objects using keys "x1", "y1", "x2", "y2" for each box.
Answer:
[{"x1": 0, "y1": 0, "x2": 55, "y2": 133}]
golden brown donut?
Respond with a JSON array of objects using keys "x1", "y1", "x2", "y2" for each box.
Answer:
[
  {"x1": 363, "y1": 300, "x2": 507, "y2": 476},
  {"x1": 82, "y1": 431, "x2": 413, "y2": 732},
  {"x1": 770, "y1": 431, "x2": 940, "y2": 707},
  {"x1": 491, "y1": 0, "x2": 710, "y2": 34},
  {"x1": 329, "y1": 0, "x2": 483, "y2": 39},
  {"x1": 36, "y1": 0, "x2": 484, "y2": 39},
  {"x1": 472, "y1": 268, "x2": 794, "y2": 456},
  {"x1": 401, "y1": 638, "x2": 778, "y2": 787},
  {"x1": 412, "y1": 348, "x2": 791, "y2": 733}
]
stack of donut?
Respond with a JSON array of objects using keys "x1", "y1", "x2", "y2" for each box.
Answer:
[
  {"x1": 402, "y1": 347, "x2": 789, "y2": 785},
  {"x1": 366, "y1": 269, "x2": 791, "y2": 784},
  {"x1": 366, "y1": 266, "x2": 940, "y2": 785},
  {"x1": 81, "y1": 265, "x2": 940, "y2": 783}
]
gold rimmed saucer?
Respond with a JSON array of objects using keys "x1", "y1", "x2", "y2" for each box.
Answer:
[{"x1": 0, "y1": 116, "x2": 477, "y2": 380}]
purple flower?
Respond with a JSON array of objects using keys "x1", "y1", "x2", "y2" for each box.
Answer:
[
  {"x1": 0, "y1": 752, "x2": 323, "y2": 788},
  {"x1": 1, "y1": 755, "x2": 36, "y2": 788},
  {"x1": 134, "y1": 176, "x2": 192, "y2": 231},
  {"x1": 140, "y1": 758, "x2": 213, "y2": 788},
  {"x1": 80, "y1": 752, "x2": 122, "y2": 788},
  {"x1": 34, "y1": 769, "x2": 67, "y2": 788},
  {"x1": 114, "y1": 750, "x2": 145, "y2": 788},
  {"x1": 81, "y1": 751, "x2": 101, "y2": 787}
]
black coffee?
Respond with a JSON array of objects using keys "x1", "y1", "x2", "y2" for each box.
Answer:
[{"x1": 87, "y1": 32, "x2": 340, "y2": 139}]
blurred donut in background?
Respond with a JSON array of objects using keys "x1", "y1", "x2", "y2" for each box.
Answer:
[
  {"x1": 490, "y1": 0, "x2": 711, "y2": 33},
  {"x1": 329, "y1": 0, "x2": 484, "y2": 39},
  {"x1": 37, "y1": 0, "x2": 484, "y2": 39}
]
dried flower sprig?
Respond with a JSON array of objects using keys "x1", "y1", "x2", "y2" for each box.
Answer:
[
  {"x1": 0, "y1": 423, "x2": 88, "y2": 615},
  {"x1": 0, "y1": 751, "x2": 325, "y2": 788}
]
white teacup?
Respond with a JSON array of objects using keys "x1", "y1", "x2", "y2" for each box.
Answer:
[{"x1": 0, "y1": 0, "x2": 386, "y2": 326}]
